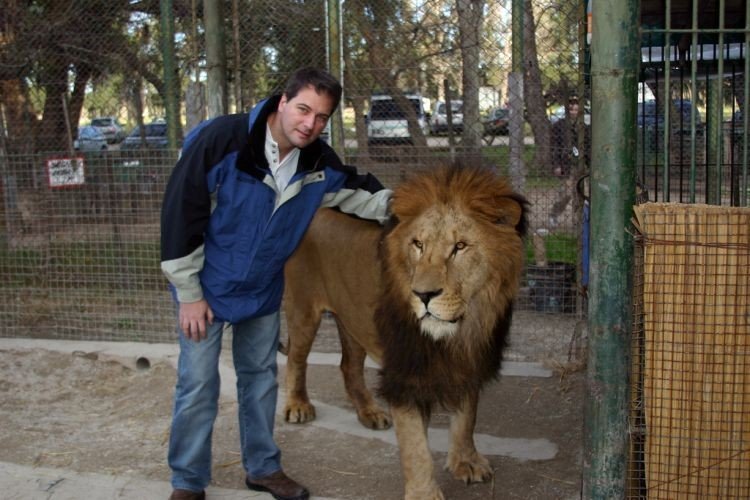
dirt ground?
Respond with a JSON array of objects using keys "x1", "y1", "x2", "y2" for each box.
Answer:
[{"x1": 0, "y1": 311, "x2": 585, "y2": 499}]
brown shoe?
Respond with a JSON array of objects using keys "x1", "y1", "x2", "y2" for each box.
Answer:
[
  {"x1": 168, "y1": 489, "x2": 205, "y2": 500},
  {"x1": 245, "y1": 470, "x2": 310, "y2": 500}
]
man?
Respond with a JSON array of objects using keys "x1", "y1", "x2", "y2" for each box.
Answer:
[
  {"x1": 549, "y1": 97, "x2": 590, "y2": 227},
  {"x1": 161, "y1": 67, "x2": 391, "y2": 500}
]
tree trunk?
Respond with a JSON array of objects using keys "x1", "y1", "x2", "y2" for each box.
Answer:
[
  {"x1": 68, "y1": 66, "x2": 93, "y2": 137},
  {"x1": 204, "y1": 0, "x2": 227, "y2": 118},
  {"x1": 0, "y1": 80, "x2": 37, "y2": 153},
  {"x1": 523, "y1": 0, "x2": 551, "y2": 173},
  {"x1": 457, "y1": 0, "x2": 485, "y2": 156},
  {"x1": 39, "y1": 61, "x2": 69, "y2": 152}
]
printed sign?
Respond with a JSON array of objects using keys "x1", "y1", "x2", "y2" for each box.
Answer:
[{"x1": 46, "y1": 157, "x2": 85, "y2": 188}]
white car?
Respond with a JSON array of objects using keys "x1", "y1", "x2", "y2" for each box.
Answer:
[
  {"x1": 91, "y1": 117, "x2": 126, "y2": 144},
  {"x1": 74, "y1": 126, "x2": 108, "y2": 152},
  {"x1": 367, "y1": 93, "x2": 430, "y2": 146},
  {"x1": 429, "y1": 100, "x2": 463, "y2": 135}
]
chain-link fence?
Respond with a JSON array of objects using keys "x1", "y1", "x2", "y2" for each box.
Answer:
[{"x1": 1, "y1": 1, "x2": 589, "y2": 344}]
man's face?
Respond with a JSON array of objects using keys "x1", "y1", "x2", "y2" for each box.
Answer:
[{"x1": 276, "y1": 85, "x2": 334, "y2": 149}]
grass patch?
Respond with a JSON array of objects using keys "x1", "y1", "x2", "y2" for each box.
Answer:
[
  {"x1": 1, "y1": 240, "x2": 163, "y2": 289},
  {"x1": 481, "y1": 143, "x2": 536, "y2": 171},
  {"x1": 526, "y1": 232, "x2": 578, "y2": 265}
]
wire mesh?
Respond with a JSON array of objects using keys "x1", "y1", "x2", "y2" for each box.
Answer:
[
  {"x1": 1, "y1": 0, "x2": 591, "y2": 344},
  {"x1": 630, "y1": 203, "x2": 750, "y2": 499}
]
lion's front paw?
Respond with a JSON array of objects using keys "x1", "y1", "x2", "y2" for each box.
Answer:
[
  {"x1": 284, "y1": 400, "x2": 316, "y2": 423},
  {"x1": 357, "y1": 406, "x2": 392, "y2": 430},
  {"x1": 445, "y1": 452, "x2": 493, "y2": 484}
]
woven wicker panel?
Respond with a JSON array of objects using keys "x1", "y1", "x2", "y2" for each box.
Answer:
[{"x1": 632, "y1": 203, "x2": 750, "y2": 499}]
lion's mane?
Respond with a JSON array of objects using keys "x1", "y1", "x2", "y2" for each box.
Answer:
[{"x1": 376, "y1": 166, "x2": 528, "y2": 416}]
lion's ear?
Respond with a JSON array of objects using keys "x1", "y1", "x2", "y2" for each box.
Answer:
[{"x1": 494, "y1": 197, "x2": 523, "y2": 227}]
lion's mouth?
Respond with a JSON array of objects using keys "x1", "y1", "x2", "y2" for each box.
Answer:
[
  {"x1": 419, "y1": 313, "x2": 462, "y2": 340},
  {"x1": 422, "y1": 312, "x2": 462, "y2": 324}
]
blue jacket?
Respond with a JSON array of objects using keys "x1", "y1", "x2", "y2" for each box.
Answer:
[{"x1": 161, "y1": 96, "x2": 391, "y2": 323}]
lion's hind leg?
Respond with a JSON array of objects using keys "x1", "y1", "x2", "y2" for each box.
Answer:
[
  {"x1": 282, "y1": 306, "x2": 323, "y2": 424},
  {"x1": 445, "y1": 390, "x2": 493, "y2": 484},
  {"x1": 336, "y1": 318, "x2": 392, "y2": 430}
]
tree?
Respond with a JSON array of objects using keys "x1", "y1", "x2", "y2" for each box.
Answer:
[
  {"x1": 457, "y1": 0, "x2": 485, "y2": 153},
  {"x1": 524, "y1": 0, "x2": 552, "y2": 171},
  {"x1": 0, "y1": 0, "x2": 193, "y2": 151}
]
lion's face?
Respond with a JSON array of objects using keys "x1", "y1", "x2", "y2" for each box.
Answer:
[{"x1": 382, "y1": 167, "x2": 527, "y2": 342}]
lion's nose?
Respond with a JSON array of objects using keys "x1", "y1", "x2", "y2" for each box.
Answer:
[{"x1": 414, "y1": 289, "x2": 443, "y2": 306}]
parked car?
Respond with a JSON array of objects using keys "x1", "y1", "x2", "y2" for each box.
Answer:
[
  {"x1": 637, "y1": 99, "x2": 701, "y2": 132},
  {"x1": 74, "y1": 125, "x2": 108, "y2": 152},
  {"x1": 637, "y1": 99, "x2": 703, "y2": 152},
  {"x1": 90, "y1": 117, "x2": 126, "y2": 144},
  {"x1": 366, "y1": 93, "x2": 430, "y2": 146},
  {"x1": 429, "y1": 100, "x2": 463, "y2": 135},
  {"x1": 121, "y1": 122, "x2": 170, "y2": 150},
  {"x1": 483, "y1": 107, "x2": 509, "y2": 136}
]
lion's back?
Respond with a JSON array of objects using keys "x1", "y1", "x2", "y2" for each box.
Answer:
[{"x1": 283, "y1": 208, "x2": 386, "y2": 358}]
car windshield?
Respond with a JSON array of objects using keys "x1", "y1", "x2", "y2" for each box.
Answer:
[
  {"x1": 92, "y1": 119, "x2": 113, "y2": 127},
  {"x1": 493, "y1": 108, "x2": 508, "y2": 119},
  {"x1": 370, "y1": 99, "x2": 421, "y2": 120},
  {"x1": 438, "y1": 102, "x2": 463, "y2": 114}
]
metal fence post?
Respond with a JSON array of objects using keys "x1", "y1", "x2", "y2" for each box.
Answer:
[{"x1": 583, "y1": 0, "x2": 638, "y2": 497}]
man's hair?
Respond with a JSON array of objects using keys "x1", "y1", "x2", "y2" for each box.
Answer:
[{"x1": 283, "y1": 67, "x2": 343, "y2": 112}]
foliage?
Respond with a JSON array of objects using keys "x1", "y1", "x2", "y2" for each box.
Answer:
[{"x1": 0, "y1": 0, "x2": 585, "y2": 157}]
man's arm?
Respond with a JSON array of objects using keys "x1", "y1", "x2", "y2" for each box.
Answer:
[
  {"x1": 321, "y1": 165, "x2": 392, "y2": 223},
  {"x1": 160, "y1": 124, "x2": 216, "y2": 337}
]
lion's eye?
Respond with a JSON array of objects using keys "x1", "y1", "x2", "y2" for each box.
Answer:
[
  {"x1": 451, "y1": 241, "x2": 467, "y2": 256},
  {"x1": 412, "y1": 239, "x2": 423, "y2": 250}
]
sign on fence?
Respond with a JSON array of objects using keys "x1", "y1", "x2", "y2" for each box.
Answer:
[{"x1": 46, "y1": 157, "x2": 85, "y2": 188}]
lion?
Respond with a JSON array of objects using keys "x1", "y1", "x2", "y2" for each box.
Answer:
[{"x1": 282, "y1": 164, "x2": 528, "y2": 499}]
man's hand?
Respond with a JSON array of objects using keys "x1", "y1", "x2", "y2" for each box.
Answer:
[{"x1": 179, "y1": 299, "x2": 214, "y2": 342}]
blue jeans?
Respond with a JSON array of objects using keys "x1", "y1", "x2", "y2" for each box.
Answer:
[{"x1": 168, "y1": 311, "x2": 282, "y2": 491}]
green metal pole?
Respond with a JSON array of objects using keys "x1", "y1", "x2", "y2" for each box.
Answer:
[
  {"x1": 160, "y1": 0, "x2": 180, "y2": 150},
  {"x1": 583, "y1": 0, "x2": 638, "y2": 497}
]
